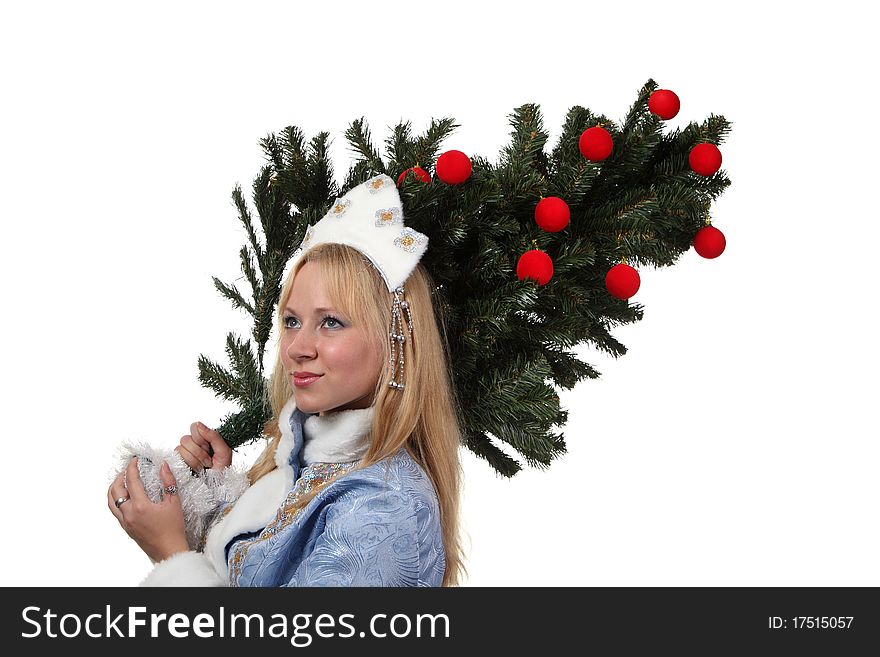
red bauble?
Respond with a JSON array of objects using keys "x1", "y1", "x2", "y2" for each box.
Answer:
[
  {"x1": 578, "y1": 126, "x2": 613, "y2": 161},
  {"x1": 534, "y1": 196, "x2": 570, "y2": 232},
  {"x1": 692, "y1": 225, "x2": 726, "y2": 258},
  {"x1": 516, "y1": 249, "x2": 554, "y2": 285},
  {"x1": 435, "y1": 150, "x2": 472, "y2": 184},
  {"x1": 605, "y1": 263, "x2": 640, "y2": 300},
  {"x1": 689, "y1": 143, "x2": 722, "y2": 176},
  {"x1": 397, "y1": 166, "x2": 431, "y2": 186},
  {"x1": 648, "y1": 89, "x2": 680, "y2": 120}
]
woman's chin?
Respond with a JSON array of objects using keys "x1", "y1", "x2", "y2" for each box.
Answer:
[{"x1": 292, "y1": 392, "x2": 323, "y2": 412}]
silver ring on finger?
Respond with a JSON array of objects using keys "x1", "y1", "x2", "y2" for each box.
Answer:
[
  {"x1": 114, "y1": 496, "x2": 129, "y2": 508},
  {"x1": 163, "y1": 485, "x2": 178, "y2": 495}
]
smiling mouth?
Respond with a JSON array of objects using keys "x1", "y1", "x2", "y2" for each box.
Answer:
[{"x1": 292, "y1": 374, "x2": 323, "y2": 384}]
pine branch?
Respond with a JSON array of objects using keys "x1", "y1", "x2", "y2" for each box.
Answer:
[
  {"x1": 385, "y1": 120, "x2": 412, "y2": 170},
  {"x1": 462, "y1": 432, "x2": 522, "y2": 477},
  {"x1": 239, "y1": 246, "x2": 260, "y2": 301},
  {"x1": 344, "y1": 117, "x2": 385, "y2": 173},
  {"x1": 413, "y1": 117, "x2": 458, "y2": 166},
  {"x1": 211, "y1": 276, "x2": 254, "y2": 315},
  {"x1": 502, "y1": 103, "x2": 550, "y2": 173},
  {"x1": 196, "y1": 355, "x2": 240, "y2": 401},
  {"x1": 225, "y1": 334, "x2": 258, "y2": 385},
  {"x1": 231, "y1": 184, "x2": 265, "y2": 274}
]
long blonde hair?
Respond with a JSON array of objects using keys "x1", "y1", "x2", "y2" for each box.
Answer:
[{"x1": 247, "y1": 242, "x2": 466, "y2": 586}]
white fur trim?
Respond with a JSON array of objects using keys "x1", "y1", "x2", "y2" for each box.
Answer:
[
  {"x1": 274, "y1": 394, "x2": 299, "y2": 469},
  {"x1": 139, "y1": 551, "x2": 226, "y2": 587},
  {"x1": 203, "y1": 466, "x2": 292, "y2": 578},
  {"x1": 302, "y1": 406, "x2": 374, "y2": 465}
]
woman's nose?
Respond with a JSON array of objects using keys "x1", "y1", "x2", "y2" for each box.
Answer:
[{"x1": 287, "y1": 328, "x2": 317, "y2": 358}]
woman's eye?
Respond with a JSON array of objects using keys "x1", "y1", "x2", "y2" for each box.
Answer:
[{"x1": 283, "y1": 315, "x2": 343, "y2": 329}]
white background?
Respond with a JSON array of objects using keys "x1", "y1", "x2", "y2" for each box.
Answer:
[{"x1": 1, "y1": 1, "x2": 877, "y2": 586}]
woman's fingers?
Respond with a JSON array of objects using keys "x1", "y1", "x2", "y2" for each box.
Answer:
[
  {"x1": 196, "y1": 422, "x2": 232, "y2": 468},
  {"x1": 179, "y1": 434, "x2": 212, "y2": 469},
  {"x1": 176, "y1": 444, "x2": 205, "y2": 473},
  {"x1": 158, "y1": 461, "x2": 179, "y2": 504},
  {"x1": 125, "y1": 457, "x2": 148, "y2": 502},
  {"x1": 175, "y1": 422, "x2": 231, "y2": 472},
  {"x1": 188, "y1": 423, "x2": 210, "y2": 450},
  {"x1": 107, "y1": 471, "x2": 128, "y2": 521}
]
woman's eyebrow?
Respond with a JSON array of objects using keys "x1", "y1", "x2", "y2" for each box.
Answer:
[{"x1": 284, "y1": 306, "x2": 337, "y2": 315}]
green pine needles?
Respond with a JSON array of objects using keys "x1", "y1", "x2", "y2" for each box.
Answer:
[{"x1": 197, "y1": 78, "x2": 732, "y2": 477}]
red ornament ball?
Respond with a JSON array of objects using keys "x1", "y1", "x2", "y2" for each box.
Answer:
[
  {"x1": 648, "y1": 89, "x2": 680, "y2": 120},
  {"x1": 689, "y1": 143, "x2": 722, "y2": 176},
  {"x1": 605, "y1": 263, "x2": 640, "y2": 300},
  {"x1": 534, "y1": 196, "x2": 570, "y2": 232},
  {"x1": 397, "y1": 166, "x2": 431, "y2": 186},
  {"x1": 578, "y1": 126, "x2": 613, "y2": 161},
  {"x1": 516, "y1": 249, "x2": 554, "y2": 285},
  {"x1": 435, "y1": 150, "x2": 472, "y2": 185},
  {"x1": 692, "y1": 225, "x2": 726, "y2": 258}
]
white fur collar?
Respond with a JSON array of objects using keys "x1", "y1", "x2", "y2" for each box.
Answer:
[
  {"x1": 276, "y1": 396, "x2": 374, "y2": 467},
  {"x1": 302, "y1": 406, "x2": 374, "y2": 464},
  {"x1": 275, "y1": 395, "x2": 300, "y2": 469}
]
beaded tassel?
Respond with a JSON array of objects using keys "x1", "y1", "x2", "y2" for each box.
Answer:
[{"x1": 388, "y1": 285, "x2": 414, "y2": 390}]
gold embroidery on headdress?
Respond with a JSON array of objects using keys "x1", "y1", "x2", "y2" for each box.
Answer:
[
  {"x1": 394, "y1": 227, "x2": 426, "y2": 253},
  {"x1": 374, "y1": 206, "x2": 402, "y2": 227},
  {"x1": 366, "y1": 174, "x2": 392, "y2": 193},
  {"x1": 329, "y1": 198, "x2": 351, "y2": 216}
]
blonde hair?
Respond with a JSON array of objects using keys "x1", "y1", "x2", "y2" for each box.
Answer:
[{"x1": 247, "y1": 242, "x2": 466, "y2": 586}]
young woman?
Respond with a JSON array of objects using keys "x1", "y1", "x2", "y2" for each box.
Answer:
[{"x1": 108, "y1": 175, "x2": 466, "y2": 586}]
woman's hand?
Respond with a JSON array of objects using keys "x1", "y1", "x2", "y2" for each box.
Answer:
[
  {"x1": 107, "y1": 457, "x2": 189, "y2": 563},
  {"x1": 175, "y1": 422, "x2": 232, "y2": 474}
]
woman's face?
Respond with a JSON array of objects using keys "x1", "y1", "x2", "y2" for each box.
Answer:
[{"x1": 280, "y1": 261, "x2": 384, "y2": 416}]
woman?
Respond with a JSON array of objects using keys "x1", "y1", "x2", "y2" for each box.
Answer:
[{"x1": 108, "y1": 174, "x2": 466, "y2": 586}]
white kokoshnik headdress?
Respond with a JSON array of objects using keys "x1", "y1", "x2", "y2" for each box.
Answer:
[{"x1": 285, "y1": 173, "x2": 429, "y2": 391}]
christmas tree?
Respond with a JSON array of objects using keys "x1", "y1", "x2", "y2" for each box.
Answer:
[{"x1": 197, "y1": 78, "x2": 732, "y2": 477}]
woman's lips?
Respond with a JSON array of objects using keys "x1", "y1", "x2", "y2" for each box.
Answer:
[{"x1": 293, "y1": 374, "x2": 322, "y2": 387}]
